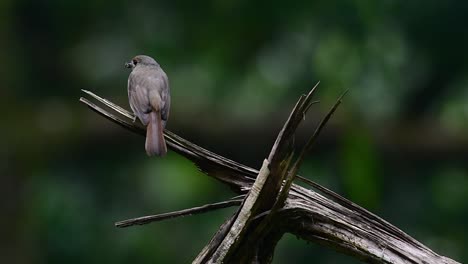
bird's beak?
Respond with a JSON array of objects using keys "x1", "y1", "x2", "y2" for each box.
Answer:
[{"x1": 125, "y1": 61, "x2": 134, "y2": 68}]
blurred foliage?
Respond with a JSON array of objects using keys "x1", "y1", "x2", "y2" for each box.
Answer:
[{"x1": 1, "y1": 0, "x2": 467, "y2": 263}]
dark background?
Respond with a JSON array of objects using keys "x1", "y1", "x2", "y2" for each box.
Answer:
[{"x1": 1, "y1": 1, "x2": 467, "y2": 263}]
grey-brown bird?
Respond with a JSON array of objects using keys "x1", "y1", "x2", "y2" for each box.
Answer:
[{"x1": 126, "y1": 55, "x2": 170, "y2": 156}]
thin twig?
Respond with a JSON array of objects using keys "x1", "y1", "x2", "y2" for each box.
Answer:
[{"x1": 115, "y1": 199, "x2": 242, "y2": 228}]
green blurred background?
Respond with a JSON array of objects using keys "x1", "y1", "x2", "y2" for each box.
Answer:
[{"x1": 1, "y1": 1, "x2": 467, "y2": 263}]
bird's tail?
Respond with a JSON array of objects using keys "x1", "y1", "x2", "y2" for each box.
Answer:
[{"x1": 145, "y1": 111, "x2": 167, "y2": 156}]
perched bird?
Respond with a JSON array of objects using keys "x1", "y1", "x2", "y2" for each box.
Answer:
[{"x1": 125, "y1": 55, "x2": 170, "y2": 156}]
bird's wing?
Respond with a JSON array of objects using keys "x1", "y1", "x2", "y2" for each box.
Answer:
[
  {"x1": 128, "y1": 75, "x2": 151, "y2": 125},
  {"x1": 128, "y1": 67, "x2": 170, "y2": 126}
]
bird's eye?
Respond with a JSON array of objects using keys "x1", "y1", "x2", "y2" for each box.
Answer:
[{"x1": 132, "y1": 59, "x2": 138, "y2": 65}]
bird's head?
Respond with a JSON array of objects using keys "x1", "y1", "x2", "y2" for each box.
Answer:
[{"x1": 125, "y1": 55, "x2": 158, "y2": 69}]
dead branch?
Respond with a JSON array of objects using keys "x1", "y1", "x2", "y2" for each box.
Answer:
[{"x1": 80, "y1": 88, "x2": 459, "y2": 264}]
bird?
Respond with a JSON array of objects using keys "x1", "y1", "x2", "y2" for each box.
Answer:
[{"x1": 125, "y1": 55, "x2": 170, "y2": 156}]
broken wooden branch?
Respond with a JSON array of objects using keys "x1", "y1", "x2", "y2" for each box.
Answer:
[{"x1": 80, "y1": 88, "x2": 459, "y2": 264}]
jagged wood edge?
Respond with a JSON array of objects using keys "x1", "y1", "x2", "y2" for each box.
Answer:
[
  {"x1": 275, "y1": 89, "x2": 348, "y2": 210},
  {"x1": 201, "y1": 83, "x2": 323, "y2": 263},
  {"x1": 235, "y1": 89, "x2": 347, "y2": 258},
  {"x1": 210, "y1": 83, "x2": 327, "y2": 262}
]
